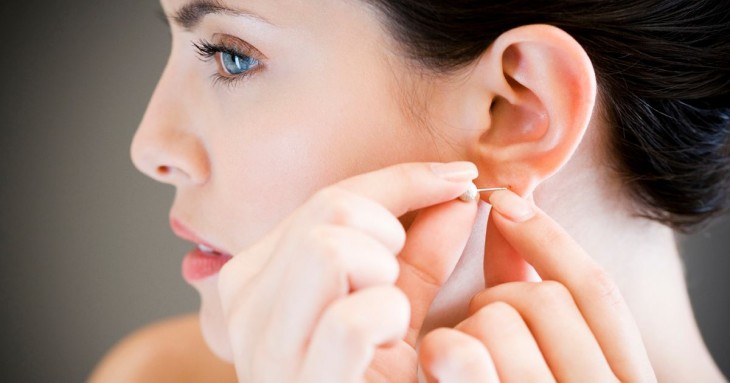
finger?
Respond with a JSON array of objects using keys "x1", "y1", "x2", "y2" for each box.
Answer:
[
  {"x1": 223, "y1": 225, "x2": 400, "y2": 380},
  {"x1": 219, "y1": 188, "x2": 405, "y2": 314},
  {"x1": 457, "y1": 301, "x2": 555, "y2": 382},
  {"x1": 487, "y1": 189, "x2": 655, "y2": 381},
  {"x1": 304, "y1": 187, "x2": 407, "y2": 254},
  {"x1": 300, "y1": 286, "x2": 410, "y2": 383},
  {"x1": 366, "y1": 341, "x2": 418, "y2": 382},
  {"x1": 263, "y1": 225, "x2": 400, "y2": 359},
  {"x1": 471, "y1": 283, "x2": 614, "y2": 381},
  {"x1": 397, "y1": 198, "x2": 478, "y2": 346},
  {"x1": 247, "y1": 161, "x2": 476, "y2": 281},
  {"x1": 335, "y1": 161, "x2": 478, "y2": 218},
  {"x1": 220, "y1": 161, "x2": 476, "y2": 311},
  {"x1": 218, "y1": 214, "x2": 295, "y2": 298},
  {"x1": 484, "y1": 208, "x2": 538, "y2": 287},
  {"x1": 419, "y1": 328, "x2": 499, "y2": 383}
]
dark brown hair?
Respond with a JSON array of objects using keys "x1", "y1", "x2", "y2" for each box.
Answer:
[{"x1": 364, "y1": 0, "x2": 730, "y2": 232}]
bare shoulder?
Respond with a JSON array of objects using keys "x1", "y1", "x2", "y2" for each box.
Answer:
[{"x1": 88, "y1": 313, "x2": 237, "y2": 383}]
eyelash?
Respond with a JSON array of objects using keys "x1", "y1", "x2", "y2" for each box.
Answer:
[{"x1": 193, "y1": 39, "x2": 262, "y2": 87}]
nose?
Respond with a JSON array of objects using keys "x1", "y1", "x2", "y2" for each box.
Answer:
[{"x1": 131, "y1": 66, "x2": 210, "y2": 186}]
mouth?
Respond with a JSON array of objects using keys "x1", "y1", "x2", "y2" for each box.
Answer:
[
  {"x1": 196, "y1": 243, "x2": 227, "y2": 256},
  {"x1": 170, "y1": 218, "x2": 233, "y2": 282}
]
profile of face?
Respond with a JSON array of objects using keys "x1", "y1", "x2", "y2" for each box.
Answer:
[
  {"x1": 131, "y1": 0, "x2": 473, "y2": 360},
  {"x1": 132, "y1": 0, "x2": 597, "y2": 361}
]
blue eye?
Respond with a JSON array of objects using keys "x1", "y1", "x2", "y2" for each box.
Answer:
[
  {"x1": 193, "y1": 39, "x2": 263, "y2": 84},
  {"x1": 220, "y1": 51, "x2": 259, "y2": 75}
]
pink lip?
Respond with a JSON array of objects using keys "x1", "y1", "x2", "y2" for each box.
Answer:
[
  {"x1": 170, "y1": 218, "x2": 233, "y2": 282},
  {"x1": 170, "y1": 218, "x2": 230, "y2": 255},
  {"x1": 181, "y1": 248, "x2": 233, "y2": 283}
]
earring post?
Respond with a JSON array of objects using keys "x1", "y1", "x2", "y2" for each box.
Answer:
[{"x1": 458, "y1": 185, "x2": 509, "y2": 202}]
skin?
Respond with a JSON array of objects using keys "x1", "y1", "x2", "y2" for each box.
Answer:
[{"x1": 90, "y1": 0, "x2": 727, "y2": 381}]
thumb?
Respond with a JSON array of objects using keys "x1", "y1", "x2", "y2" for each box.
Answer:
[
  {"x1": 396, "y1": 198, "x2": 478, "y2": 347},
  {"x1": 483, "y1": 197, "x2": 539, "y2": 287}
]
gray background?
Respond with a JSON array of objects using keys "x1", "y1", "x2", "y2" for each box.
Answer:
[{"x1": 0, "y1": 1, "x2": 728, "y2": 382}]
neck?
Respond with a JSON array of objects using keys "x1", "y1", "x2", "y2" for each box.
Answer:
[
  {"x1": 536, "y1": 165, "x2": 724, "y2": 381},
  {"x1": 421, "y1": 156, "x2": 726, "y2": 381},
  {"x1": 534, "y1": 155, "x2": 680, "y2": 289},
  {"x1": 421, "y1": 159, "x2": 679, "y2": 330}
]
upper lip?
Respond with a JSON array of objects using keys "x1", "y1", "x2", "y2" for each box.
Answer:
[{"x1": 170, "y1": 217, "x2": 231, "y2": 256}]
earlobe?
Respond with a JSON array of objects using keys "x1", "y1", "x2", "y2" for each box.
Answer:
[{"x1": 467, "y1": 24, "x2": 597, "y2": 197}]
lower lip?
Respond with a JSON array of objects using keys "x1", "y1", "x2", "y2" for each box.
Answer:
[{"x1": 182, "y1": 249, "x2": 233, "y2": 283}]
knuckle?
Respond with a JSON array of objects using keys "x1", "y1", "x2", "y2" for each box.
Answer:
[
  {"x1": 317, "y1": 187, "x2": 358, "y2": 225},
  {"x1": 441, "y1": 335, "x2": 486, "y2": 366},
  {"x1": 373, "y1": 254, "x2": 401, "y2": 285},
  {"x1": 395, "y1": 222, "x2": 406, "y2": 242},
  {"x1": 309, "y1": 224, "x2": 337, "y2": 249},
  {"x1": 419, "y1": 328, "x2": 455, "y2": 355},
  {"x1": 540, "y1": 225, "x2": 565, "y2": 247},
  {"x1": 387, "y1": 219, "x2": 407, "y2": 252},
  {"x1": 383, "y1": 285, "x2": 410, "y2": 314},
  {"x1": 419, "y1": 329, "x2": 492, "y2": 374},
  {"x1": 393, "y1": 163, "x2": 419, "y2": 190},
  {"x1": 418, "y1": 328, "x2": 490, "y2": 375},
  {"x1": 534, "y1": 280, "x2": 574, "y2": 309},
  {"x1": 587, "y1": 267, "x2": 625, "y2": 309},
  {"x1": 321, "y1": 288, "x2": 410, "y2": 345},
  {"x1": 307, "y1": 226, "x2": 346, "y2": 270},
  {"x1": 323, "y1": 307, "x2": 371, "y2": 345},
  {"x1": 420, "y1": 327, "x2": 446, "y2": 348},
  {"x1": 468, "y1": 294, "x2": 484, "y2": 315},
  {"x1": 386, "y1": 257, "x2": 402, "y2": 282},
  {"x1": 312, "y1": 185, "x2": 344, "y2": 204},
  {"x1": 464, "y1": 302, "x2": 520, "y2": 336},
  {"x1": 468, "y1": 290, "x2": 490, "y2": 314},
  {"x1": 476, "y1": 301, "x2": 520, "y2": 323},
  {"x1": 468, "y1": 283, "x2": 516, "y2": 315}
]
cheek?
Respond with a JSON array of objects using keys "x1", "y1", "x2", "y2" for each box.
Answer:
[{"x1": 207, "y1": 71, "x2": 436, "y2": 247}]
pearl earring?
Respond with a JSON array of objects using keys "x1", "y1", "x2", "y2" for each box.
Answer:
[{"x1": 458, "y1": 182, "x2": 508, "y2": 202}]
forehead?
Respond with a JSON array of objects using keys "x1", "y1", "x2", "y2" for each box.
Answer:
[
  {"x1": 159, "y1": 0, "x2": 376, "y2": 30},
  {"x1": 159, "y1": 0, "x2": 406, "y2": 77}
]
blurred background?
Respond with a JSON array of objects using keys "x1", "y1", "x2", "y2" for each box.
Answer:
[{"x1": 0, "y1": 0, "x2": 728, "y2": 381}]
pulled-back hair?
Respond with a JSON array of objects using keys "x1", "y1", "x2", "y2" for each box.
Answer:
[{"x1": 364, "y1": 0, "x2": 730, "y2": 232}]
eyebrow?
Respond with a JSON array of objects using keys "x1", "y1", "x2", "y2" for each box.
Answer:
[{"x1": 171, "y1": 0, "x2": 273, "y2": 30}]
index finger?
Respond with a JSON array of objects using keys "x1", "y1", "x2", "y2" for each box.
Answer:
[
  {"x1": 228, "y1": 161, "x2": 477, "y2": 264},
  {"x1": 334, "y1": 161, "x2": 478, "y2": 217},
  {"x1": 484, "y1": 189, "x2": 655, "y2": 382}
]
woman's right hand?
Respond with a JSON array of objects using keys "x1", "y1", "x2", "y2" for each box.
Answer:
[
  {"x1": 417, "y1": 190, "x2": 656, "y2": 382},
  {"x1": 217, "y1": 162, "x2": 481, "y2": 383}
]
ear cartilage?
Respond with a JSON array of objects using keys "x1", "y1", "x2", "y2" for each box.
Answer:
[{"x1": 458, "y1": 183, "x2": 508, "y2": 202}]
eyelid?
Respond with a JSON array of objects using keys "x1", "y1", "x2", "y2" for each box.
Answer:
[
  {"x1": 193, "y1": 35, "x2": 265, "y2": 87},
  {"x1": 212, "y1": 33, "x2": 267, "y2": 61}
]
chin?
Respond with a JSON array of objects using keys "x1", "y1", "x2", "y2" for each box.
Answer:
[{"x1": 193, "y1": 276, "x2": 234, "y2": 362}]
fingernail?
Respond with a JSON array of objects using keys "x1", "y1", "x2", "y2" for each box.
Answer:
[
  {"x1": 430, "y1": 161, "x2": 478, "y2": 182},
  {"x1": 489, "y1": 190, "x2": 535, "y2": 222}
]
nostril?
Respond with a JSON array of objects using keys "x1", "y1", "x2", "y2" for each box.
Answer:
[
  {"x1": 157, "y1": 165, "x2": 171, "y2": 176},
  {"x1": 151, "y1": 164, "x2": 197, "y2": 184}
]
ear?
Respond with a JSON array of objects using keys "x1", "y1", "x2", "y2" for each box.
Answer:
[{"x1": 464, "y1": 24, "x2": 597, "y2": 197}]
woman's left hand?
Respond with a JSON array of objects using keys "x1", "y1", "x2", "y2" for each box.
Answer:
[{"x1": 418, "y1": 189, "x2": 657, "y2": 382}]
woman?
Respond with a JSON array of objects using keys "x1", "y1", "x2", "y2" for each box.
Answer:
[{"x1": 90, "y1": 0, "x2": 729, "y2": 381}]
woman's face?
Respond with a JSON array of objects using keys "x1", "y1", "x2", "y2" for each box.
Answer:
[{"x1": 132, "y1": 0, "x2": 471, "y2": 359}]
